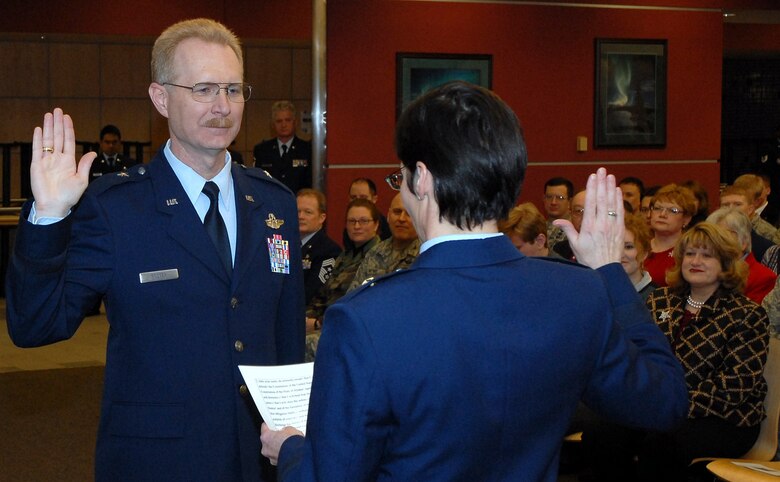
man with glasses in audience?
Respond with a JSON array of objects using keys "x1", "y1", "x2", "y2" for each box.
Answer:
[
  {"x1": 552, "y1": 189, "x2": 586, "y2": 261},
  {"x1": 618, "y1": 176, "x2": 645, "y2": 214},
  {"x1": 6, "y1": 18, "x2": 304, "y2": 481},
  {"x1": 543, "y1": 176, "x2": 573, "y2": 247},
  {"x1": 260, "y1": 81, "x2": 687, "y2": 481}
]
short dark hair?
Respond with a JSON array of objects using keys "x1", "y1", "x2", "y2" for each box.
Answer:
[
  {"x1": 350, "y1": 178, "x2": 377, "y2": 196},
  {"x1": 619, "y1": 176, "x2": 645, "y2": 197},
  {"x1": 345, "y1": 198, "x2": 380, "y2": 221},
  {"x1": 395, "y1": 81, "x2": 526, "y2": 229},
  {"x1": 543, "y1": 177, "x2": 574, "y2": 199},
  {"x1": 100, "y1": 124, "x2": 122, "y2": 140}
]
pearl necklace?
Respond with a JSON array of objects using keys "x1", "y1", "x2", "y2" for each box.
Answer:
[{"x1": 686, "y1": 295, "x2": 705, "y2": 310}]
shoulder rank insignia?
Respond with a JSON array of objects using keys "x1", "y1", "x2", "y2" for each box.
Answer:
[
  {"x1": 266, "y1": 213, "x2": 284, "y2": 229},
  {"x1": 117, "y1": 172, "x2": 130, "y2": 177}
]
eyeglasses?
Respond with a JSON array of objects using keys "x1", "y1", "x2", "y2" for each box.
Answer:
[
  {"x1": 346, "y1": 218, "x2": 375, "y2": 227},
  {"x1": 385, "y1": 168, "x2": 404, "y2": 191},
  {"x1": 544, "y1": 194, "x2": 568, "y2": 202},
  {"x1": 651, "y1": 205, "x2": 683, "y2": 215},
  {"x1": 163, "y1": 82, "x2": 252, "y2": 103}
]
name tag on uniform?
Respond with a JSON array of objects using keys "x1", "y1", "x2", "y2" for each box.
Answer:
[{"x1": 139, "y1": 269, "x2": 179, "y2": 284}]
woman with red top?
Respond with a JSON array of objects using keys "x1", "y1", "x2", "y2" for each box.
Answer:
[{"x1": 645, "y1": 183, "x2": 697, "y2": 286}]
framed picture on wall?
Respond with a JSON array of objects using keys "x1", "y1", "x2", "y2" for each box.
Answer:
[
  {"x1": 594, "y1": 39, "x2": 667, "y2": 148},
  {"x1": 396, "y1": 53, "x2": 492, "y2": 119}
]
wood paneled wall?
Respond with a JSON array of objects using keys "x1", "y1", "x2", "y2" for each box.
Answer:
[{"x1": 0, "y1": 32, "x2": 312, "y2": 199}]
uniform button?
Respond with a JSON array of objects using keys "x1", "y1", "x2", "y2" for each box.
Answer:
[
  {"x1": 239, "y1": 384, "x2": 248, "y2": 396},
  {"x1": 234, "y1": 340, "x2": 244, "y2": 352},
  {"x1": 230, "y1": 297, "x2": 239, "y2": 309}
]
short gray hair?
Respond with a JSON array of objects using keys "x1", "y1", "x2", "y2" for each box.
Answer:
[{"x1": 706, "y1": 207, "x2": 752, "y2": 254}]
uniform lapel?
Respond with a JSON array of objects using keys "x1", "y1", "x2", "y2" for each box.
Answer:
[
  {"x1": 149, "y1": 154, "x2": 231, "y2": 285},
  {"x1": 231, "y1": 165, "x2": 270, "y2": 289}
]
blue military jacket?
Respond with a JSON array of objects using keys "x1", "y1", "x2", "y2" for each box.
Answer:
[{"x1": 6, "y1": 150, "x2": 305, "y2": 481}]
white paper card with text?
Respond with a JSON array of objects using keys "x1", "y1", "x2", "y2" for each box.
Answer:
[{"x1": 239, "y1": 362, "x2": 314, "y2": 434}]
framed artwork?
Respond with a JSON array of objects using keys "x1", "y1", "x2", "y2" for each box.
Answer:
[
  {"x1": 594, "y1": 39, "x2": 667, "y2": 148},
  {"x1": 396, "y1": 53, "x2": 492, "y2": 119}
]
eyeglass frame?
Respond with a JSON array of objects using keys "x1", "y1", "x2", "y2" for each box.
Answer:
[
  {"x1": 345, "y1": 217, "x2": 376, "y2": 227},
  {"x1": 385, "y1": 167, "x2": 405, "y2": 191},
  {"x1": 543, "y1": 194, "x2": 568, "y2": 202},
  {"x1": 163, "y1": 82, "x2": 253, "y2": 103},
  {"x1": 651, "y1": 205, "x2": 684, "y2": 215}
]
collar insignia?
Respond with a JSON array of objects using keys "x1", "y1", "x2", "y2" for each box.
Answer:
[
  {"x1": 266, "y1": 213, "x2": 284, "y2": 229},
  {"x1": 166, "y1": 198, "x2": 178, "y2": 206},
  {"x1": 245, "y1": 195, "x2": 255, "y2": 203},
  {"x1": 117, "y1": 172, "x2": 129, "y2": 177}
]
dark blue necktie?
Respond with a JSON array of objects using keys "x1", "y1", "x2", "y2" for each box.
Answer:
[
  {"x1": 202, "y1": 181, "x2": 232, "y2": 277},
  {"x1": 281, "y1": 144, "x2": 288, "y2": 158}
]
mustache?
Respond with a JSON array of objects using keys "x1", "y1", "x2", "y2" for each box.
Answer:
[{"x1": 203, "y1": 117, "x2": 234, "y2": 128}]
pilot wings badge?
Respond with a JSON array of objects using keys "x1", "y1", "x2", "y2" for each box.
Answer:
[{"x1": 265, "y1": 213, "x2": 284, "y2": 229}]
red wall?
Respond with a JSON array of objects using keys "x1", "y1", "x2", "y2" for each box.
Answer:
[
  {"x1": 0, "y1": 0, "x2": 312, "y2": 39},
  {"x1": 325, "y1": 0, "x2": 725, "y2": 242}
]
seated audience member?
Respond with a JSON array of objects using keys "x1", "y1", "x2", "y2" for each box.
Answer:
[
  {"x1": 708, "y1": 207, "x2": 777, "y2": 303},
  {"x1": 734, "y1": 173, "x2": 780, "y2": 244},
  {"x1": 297, "y1": 189, "x2": 341, "y2": 305},
  {"x1": 624, "y1": 213, "x2": 657, "y2": 301},
  {"x1": 645, "y1": 184, "x2": 697, "y2": 286},
  {"x1": 680, "y1": 179, "x2": 710, "y2": 227},
  {"x1": 619, "y1": 176, "x2": 645, "y2": 214},
  {"x1": 720, "y1": 185, "x2": 775, "y2": 262},
  {"x1": 260, "y1": 81, "x2": 687, "y2": 482},
  {"x1": 304, "y1": 199, "x2": 380, "y2": 360},
  {"x1": 341, "y1": 177, "x2": 391, "y2": 249},
  {"x1": 640, "y1": 185, "x2": 660, "y2": 226},
  {"x1": 543, "y1": 176, "x2": 573, "y2": 247},
  {"x1": 584, "y1": 222, "x2": 769, "y2": 482},
  {"x1": 762, "y1": 244, "x2": 780, "y2": 275},
  {"x1": 348, "y1": 192, "x2": 420, "y2": 290},
  {"x1": 551, "y1": 190, "x2": 585, "y2": 261},
  {"x1": 89, "y1": 124, "x2": 137, "y2": 183},
  {"x1": 499, "y1": 202, "x2": 562, "y2": 258},
  {"x1": 756, "y1": 172, "x2": 778, "y2": 227},
  {"x1": 762, "y1": 276, "x2": 780, "y2": 336}
]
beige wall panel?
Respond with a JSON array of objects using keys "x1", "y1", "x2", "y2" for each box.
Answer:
[
  {"x1": 101, "y1": 99, "x2": 152, "y2": 142},
  {"x1": 50, "y1": 98, "x2": 101, "y2": 144},
  {"x1": 101, "y1": 44, "x2": 151, "y2": 98},
  {"x1": 0, "y1": 98, "x2": 50, "y2": 142},
  {"x1": 245, "y1": 99, "x2": 275, "y2": 153},
  {"x1": 246, "y1": 47, "x2": 291, "y2": 100},
  {"x1": 49, "y1": 43, "x2": 100, "y2": 98},
  {"x1": 292, "y1": 99, "x2": 312, "y2": 141},
  {"x1": 0, "y1": 41, "x2": 48, "y2": 98},
  {"x1": 291, "y1": 48, "x2": 311, "y2": 100},
  {"x1": 150, "y1": 111, "x2": 170, "y2": 151}
]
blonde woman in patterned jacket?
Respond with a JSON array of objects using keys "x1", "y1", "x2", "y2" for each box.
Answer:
[{"x1": 584, "y1": 222, "x2": 769, "y2": 482}]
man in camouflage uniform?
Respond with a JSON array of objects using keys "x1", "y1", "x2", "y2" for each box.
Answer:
[
  {"x1": 348, "y1": 193, "x2": 420, "y2": 291},
  {"x1": 763, "y1": 276, "x2": 780, "y2": 337}
]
